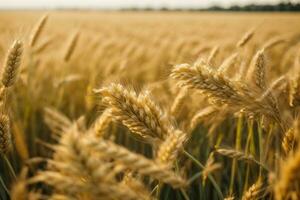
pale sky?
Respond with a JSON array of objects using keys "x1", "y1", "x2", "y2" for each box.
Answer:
[{"x1": 0, "y1": 0, "x2": 297, "y2": 9}]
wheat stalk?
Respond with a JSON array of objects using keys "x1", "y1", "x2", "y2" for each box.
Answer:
[{"x1": 237, "y1": 28, "x2": 255, "y2": 48}]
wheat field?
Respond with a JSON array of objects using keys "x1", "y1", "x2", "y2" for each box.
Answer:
[{"x1": 0, "y1": 11, "x2": 300, "y2": 200}]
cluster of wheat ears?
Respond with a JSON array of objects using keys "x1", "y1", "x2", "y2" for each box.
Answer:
[{"x1": 0, "y1": 13, "x2": 300, "y2": 200}]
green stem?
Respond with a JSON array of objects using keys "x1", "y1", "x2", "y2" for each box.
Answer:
[
  {"x1": 156, "y1": 182, "x2": 162, "y2": 199},
  {"x1": 175, "y1": 161, "x2": 190, "y2": 200},
  {"x1": 3, "y1": 155, "x2": 17, "y2": 181},
  {"x1": 230, "y1": 115, "x2": 243, "y2": 194},
  {"x1": 164, "y1": 186, "x2": 170, "y2": 200},
  {"x1": 258, "y1": 118, "x2": 263, "y2": 177},
  {"x1": 183, "y1": 150, "x2": 223, "y2": 199},
  {"x1": 264, "y1": 123, "x2": 274, "y2": 163},
  {"x1": 244, "y1": 119, "x2": 253, "y2": 192},
  {"x1": 150, "y1": 184, "x2": 159, "y2": 196},
  {"x1": 187, "y1": 171, "x2": 203, "y2": 185},
  {"x1": 0, "y1": 175, "x2": 9, "y2": 195},
  {"x1": 180, "y1": 188, "x2": 190, "y2": 200}
]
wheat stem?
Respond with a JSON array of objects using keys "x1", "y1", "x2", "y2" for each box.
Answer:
[{"x1": 183, "y1": 150, "x2": 223, "y2": 199}]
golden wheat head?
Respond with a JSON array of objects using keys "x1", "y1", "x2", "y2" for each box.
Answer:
[{"x1": 1, "y1": 40, "x2": 23, "y2": 88}]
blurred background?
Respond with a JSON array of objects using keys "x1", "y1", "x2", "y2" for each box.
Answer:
[
  {"x1": 0, "y1": 0, "x2": 299, "y2": 200},
  {"x1": 0, "y1": 0, "x2": 300, "y2": 11}
]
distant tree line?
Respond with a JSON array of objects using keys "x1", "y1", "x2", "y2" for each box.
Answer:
[
  {"x1": 121, "y1": 2, "x2": 300, "y2": 12},
  {"x1": 207, "y1": 2, "x2": 300, "y2": 11}
]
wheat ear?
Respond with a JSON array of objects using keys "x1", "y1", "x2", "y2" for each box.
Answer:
[
  {"x1": 262, "y1": 37, "x2": 286, "y2": 50},
  {"x1": 11, "y1": 168, "x2": 41, "y2": 200},
  {"x1": 156, "y1": 129, "x2": 187, "y2": 166},
  {"x1": 224, "y1": 196, "x2": 235, "y2": 200},
  {"x1": 207, "y1": 45, "x2": 219, "y2": 64},
  {"x1": 64, "y1": 31, "x2": 79, "y2": 62},
  {"x1": 171, "y1": 61, "x2": 282, "y2": 126},
  {"x1": 218, "y1": 52, "x2": 239, "y2": 74},
  {"x1": 275, "y1": 141, "x2": 300, "y2": 199},
  {"x1": 85, "y1": 134, "x2": 187, "y2": 188},
  {"x1": 44, "y1": 107, "x2": 72, "y2": 136},
  {"x1": 253, "y1": 49, "x2": 266, "y2": 90},
  {"x1": 242, "y1": 179, "x2": 263, "y2": 200},
  {"x1": 1, "y1": 40, "x2": 23, "y2": 88},
  {"x1": 94, "y1": 83, "x2": 172, "y2": 143},
  {"x1": 29, "y1": 14, "x2": 48, "y2": 47},
  {"x1": 236, "y1": 28, "x2": 255, "y2": 48},
  {"x1": 31, "y1": 129, "x2": 147, "y2": 200},
  {"x1": 170, "y1": 87, "x2": 188, "y2": 116},
  {"x1": 215, "y1": 148, "x2": 268, "y2": 170},
  {"x1": 0, "y1": 114, "x2": 11, "y2": 154},
  {"x1": 282, "y1": 128, "x2": 296, "y2": 155},
  {"x1": 93, "y1": 109, "x2": 112, "y2": 138}
]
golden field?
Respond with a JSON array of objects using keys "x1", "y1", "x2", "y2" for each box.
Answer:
[{"x1": 0, "y1": 11, "x2": 300, "y2": 200}]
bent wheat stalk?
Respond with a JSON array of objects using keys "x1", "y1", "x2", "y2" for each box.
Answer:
[{"x1": 84, "y1": 134, "x2": 187, "y2": 188}]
